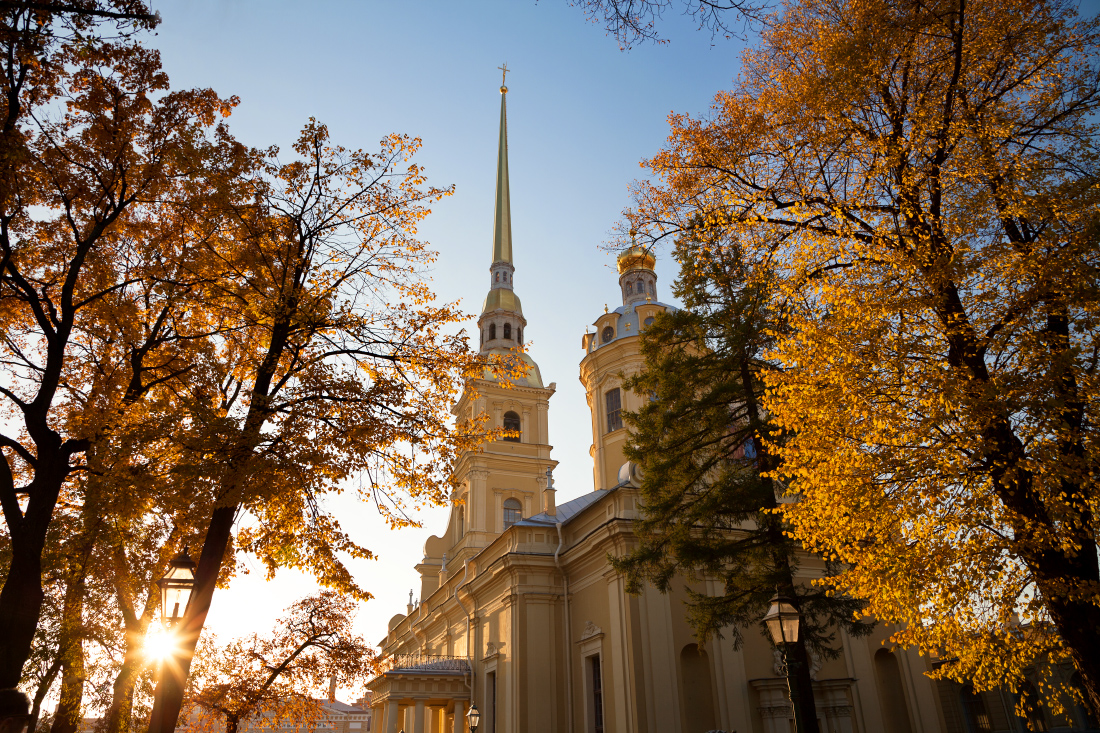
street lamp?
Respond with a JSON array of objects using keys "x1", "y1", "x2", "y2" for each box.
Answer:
[
  {"x1": 763, "y1": 593, "x2": 805, "y2": 733},
  {"x1": 763, "y1": 593, "x2": 801, "y2": 645},
  {"x1": 157, "y1": 549, "x2": 197, "y2": 626},
  {"x1": 466, "y1": 704, "x2": 480, "y2": 733}
]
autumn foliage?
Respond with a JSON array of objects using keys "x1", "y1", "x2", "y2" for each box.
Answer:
[
  {"x1": 0, "y1": 2, "x2": 487, "y2": 730},
  {"x1": 630, "y1": 0, "x2": 1100, "y2": 717}
]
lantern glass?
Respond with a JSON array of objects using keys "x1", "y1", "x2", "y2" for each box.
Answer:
[
  {"x1": 466, "y1": 704, "x2": 481, "y2": 731},
  {"x1": 157, "y1": 551, "x2": 197, "y2": 625},
  {"x1": 763, "y1": 595, "x2": 801, "y2": 645}
]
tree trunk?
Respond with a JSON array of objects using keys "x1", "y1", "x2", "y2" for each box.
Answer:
[
  {"x1": 102, "y1": 630, "x2": 148, "y2": 733},
  {"x1": 146, "y1": 505, "x2": 238, "y2": 733},
  {"x1": 224, "y1": 713, "x2": 240, "y2": 733},
  {"x1": 28, "y1": 657, "x2": 63, "y2": 733},
  {"x1": 50, "y1": 577, "x2": 87, "y2": 733},
  {"x1": 0, "y1": 457, "x2": 69, "y2": 688}
]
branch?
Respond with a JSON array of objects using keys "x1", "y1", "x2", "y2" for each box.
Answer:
[{"x1": 0, "y1": 1, "x2": 157, "y2": 20}]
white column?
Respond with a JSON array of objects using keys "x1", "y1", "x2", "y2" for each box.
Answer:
[
  {"x1": 384, "y1": 701, "x2": 399, "y2": 733},
  {"x1": 452, "y1": 702, "x2": 466, "y2": 733},
  {"x1": 413, "y1": 700, "x2": 426, "y2": 733}
]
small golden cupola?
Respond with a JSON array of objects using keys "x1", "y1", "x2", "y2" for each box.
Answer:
[{"x1": 616, "y1": 235, "x2": 658, "y2": 306}]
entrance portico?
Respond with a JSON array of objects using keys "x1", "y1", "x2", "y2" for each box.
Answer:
[{"x1": 368, "y1": 656, "x2": 472, "y2": 733}]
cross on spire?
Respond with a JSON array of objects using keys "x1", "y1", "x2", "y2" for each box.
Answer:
[{"x1": 498, "y1": 62, "x2": 509, "y2": 87}]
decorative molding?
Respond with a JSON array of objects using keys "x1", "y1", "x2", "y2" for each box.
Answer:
[
  {"x1": 579, "y1": 621, "x2": 603, "y2": 641},
  {"x1": 483, "y1": 641, "x2": 503, "y2": 660}
]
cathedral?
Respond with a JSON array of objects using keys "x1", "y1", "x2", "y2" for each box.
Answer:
[{"x1": 363, "y1": 84, "x2": 1095, "y2": 733}]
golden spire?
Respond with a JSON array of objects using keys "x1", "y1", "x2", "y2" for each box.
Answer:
[{"x1": 492, "y1": 64, "x2": 512, "y2": 265}]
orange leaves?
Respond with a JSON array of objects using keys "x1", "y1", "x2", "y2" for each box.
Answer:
[{"x1": 629, "y1": 0, "x2": 1100, "y2": 713}]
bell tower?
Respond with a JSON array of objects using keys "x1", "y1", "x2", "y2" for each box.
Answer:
[
  {"x1": 579, "y1": 240, "x2": 673, "y2": 491},
  {"x1": 418, "y1": 76, "x2": 558, "y2": 594}
]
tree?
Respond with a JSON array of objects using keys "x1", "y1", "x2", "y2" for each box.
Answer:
[
  {"x1": 145, "y1": 120, "x2": 480, "y2": 733},
  {"x1": 0, "y1": 5, "x2": 243, "y2": 688},
  {"x1": 185, "y1": 592, "x2": 374, "y2": 733},
  {"x1": 568, "y1": 0, "x2": 760, "y2": 48},
  {"x1": 614, "y1": 234, "x2": 869, "y2": 732},
  {"x1": 628, "y1": 0, "x2": 1100, "y2": 716}
]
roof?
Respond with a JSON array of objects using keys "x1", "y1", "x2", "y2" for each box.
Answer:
[
  {"x1": 319, "y1": 701, "x2": 368, "y2": 714},
  {"x1": 514, "y1": 488, "x2": 611, "y2": 527},
  {"x1": 482, "y1": 288, "x2": 523, "y2": 316},
  {"x1": 590, "y1": 300, "x2": 677, "y2": 352}
]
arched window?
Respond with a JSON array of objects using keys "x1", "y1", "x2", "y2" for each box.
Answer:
[
  {"x1": 636, "y1": 280, "x2": 644, "y2": 293},
  {"x1": 601, "y1": 326, "x2": 614, "y2": 343},
  {"x1": 649, "y1": 281, "x2": 655, "y2": 294},
  {"x1": 503, "y1": 411, "x2": 521, "y2": 442},
  {"x1": 606, "y1": 388, "x2": 623, "y2": 433},
  {"x1": 1015, "y1": 682, "x2": 1047, "y2": 732},
  {"x1": 874, "y1": 650, "x2": 913, "y2": 733},
  {"x1": 960, "y1": 685, "x2": 992, "y2": 733},
  {"x1": 456, "y1": 506, "x2": 465, "y2": 539},
  {"x1": 679, "y1": 645, "x2": 716, "y2": 733},
  {"x1": 626, "y1": 282, "x2": 633, "y2": 294},
  {"x1": 1071, "y1": 673, "x2": 1098, "y2": 730},
  {"x1": 490, "y1": 323, "x2": 496, "y2": 340},
  {"x1": 503, "y1": 498, "x2": 522, "y2": 529},
  {"x1": 517, "y1": 328, "x2": 523, "y2": 343},
  {"x1": 504, "y1": 323, "x2": 512, "y2": 340},
  {"x1": 495, "y1": 272, "x2": 499, "y2": 282}
]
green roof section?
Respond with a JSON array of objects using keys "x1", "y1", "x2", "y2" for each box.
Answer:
[{"x1": 492, "y1": 87, "x2": 513, "y2": 265}]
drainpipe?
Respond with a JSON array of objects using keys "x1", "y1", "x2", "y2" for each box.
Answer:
[
  {"x1": 555, "y1": 521, "x2": 574, "y2": 733},
  {"x1": 453, "y1": 559, "x2": 475, "y2": 706}
]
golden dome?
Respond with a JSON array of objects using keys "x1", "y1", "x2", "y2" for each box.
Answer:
[
  {"x1": 617, "y1": 244, "x2": 656, "y2": 274},
  {"x1": 482, "y1": 288, "x2": 523, "y2": 315},
  {"x1": 481, "y1": 347, "x2": 543, "y2": 388}
]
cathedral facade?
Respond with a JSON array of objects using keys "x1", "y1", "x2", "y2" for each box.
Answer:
[{"x1": 363, "y1": 85, "x2": 1073, "y2": 733}]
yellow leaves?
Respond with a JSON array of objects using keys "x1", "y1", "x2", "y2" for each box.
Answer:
[{"x1": 628, "y1": 0, "x2": 1100, "y2": 710}]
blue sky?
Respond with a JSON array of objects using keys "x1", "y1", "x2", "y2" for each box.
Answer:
[{"x1": 147, "y1": 0, "x2": 749, "y2": 670}]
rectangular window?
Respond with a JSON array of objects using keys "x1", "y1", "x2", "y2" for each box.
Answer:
[
  {"x1": 487, "y1": 671, "x2": 497, "y2": 733},
  {"x1": 589, "y1": 656, "x2": 604, "y2": 733},
  {"x1": 605, "y1": 388, "x2": 622, "y2": 433}
]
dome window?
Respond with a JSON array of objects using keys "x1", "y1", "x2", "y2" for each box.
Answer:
[
  {"x1": 601, "y1": 326, "x2": 614, "y2": 343},
  {"x1": 503, "y1": 498, "x2": 522, "y2": 529},
  {"x1": 644, "y1": 317, "x2": 655, "y2": 326},
  {"x1": 495, "y1": 272, "x2": 499, "y2": 282},
  {"x1": 490, "y1": 323, "x2": 497, "y2": 340},
  {"x1": 503, "y1": 411, "x2": 521, "y2": 442},
  {"x1": 626, "y1": 282, "x2": 633, "y2": 294},
  {"x1": 504, "y1": 323, "x2": 512, "y2": 340},
  {"x1": 518, "y1": 328, "x2": 523, "y2": 343}
]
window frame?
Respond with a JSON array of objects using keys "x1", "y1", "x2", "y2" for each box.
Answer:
[
  {"x1": 606, "y1": 388, "x2": 623, "y2": 433},
  {"x1": 502, "y1": 497, "x2": 522, "y2": 529}
]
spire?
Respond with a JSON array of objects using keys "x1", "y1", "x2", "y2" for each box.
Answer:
[{"x1": 492, "y1": 65, "x2": 512, "y2": 265}]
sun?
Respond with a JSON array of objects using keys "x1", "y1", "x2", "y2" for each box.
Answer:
[{"x1": 143, "y1": 628, "x2": 180, "y2": 663}]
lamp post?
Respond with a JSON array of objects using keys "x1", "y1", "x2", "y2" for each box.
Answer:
[
  {"x1": 157, "y1": 550, "x2": 197, "y2": 625},
  {"x1": 466, "y1": 704, "x2": 480, "y2": 733},
  {"x1": 147, "y1": 548, "x2": 198, "y2": 733},
  {"x1": 763, "y1": 593, "x2": 808, "y2": 733}
]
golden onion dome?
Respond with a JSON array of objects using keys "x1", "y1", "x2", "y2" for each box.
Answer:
[
  {"x1": 482, "y1": 288, "x2": 523, "y2": 316},
  {"x1": 617, "y1": 244, "x2": 656, "y2": 274}
]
